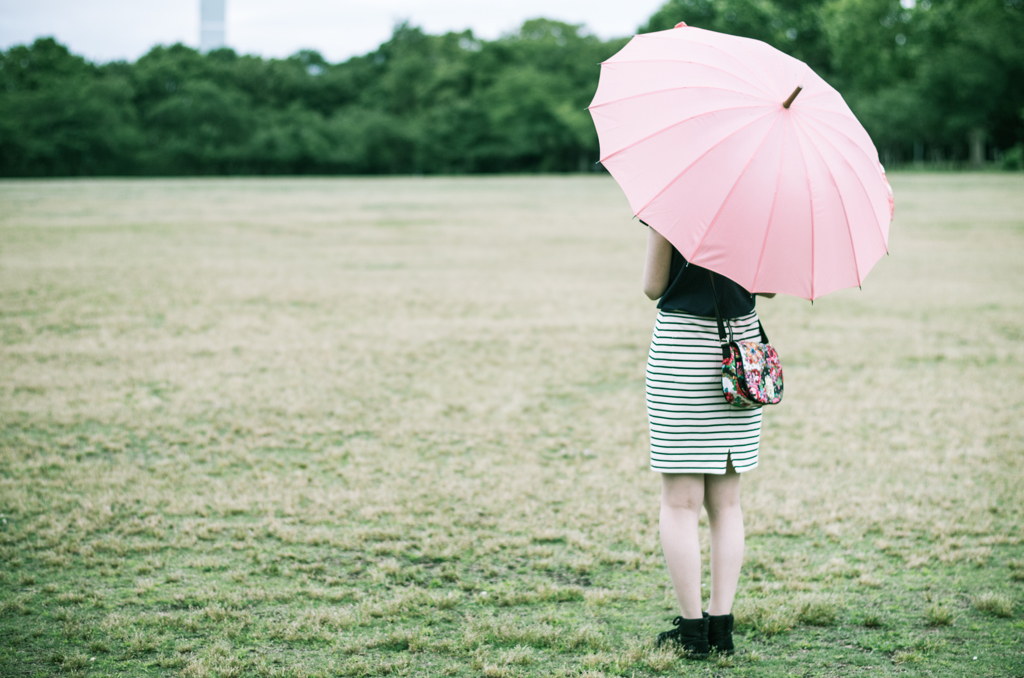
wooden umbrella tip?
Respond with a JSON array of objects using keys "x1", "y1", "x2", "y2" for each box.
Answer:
[{"x1": 782, "y1": 86, "x2": 803, "y2": 109}]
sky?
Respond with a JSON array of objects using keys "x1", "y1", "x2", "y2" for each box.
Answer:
[{"x1": 0, "y1": 0, "x2": 668, "y2": 64}]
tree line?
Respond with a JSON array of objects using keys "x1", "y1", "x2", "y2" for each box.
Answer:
[{"x1": 1, "y1": 0, "x2": 1021, "y2": 177}]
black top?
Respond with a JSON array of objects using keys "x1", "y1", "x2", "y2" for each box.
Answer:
[{"x1": 657, "y1": 248, "x2": 756, "y2": 319}]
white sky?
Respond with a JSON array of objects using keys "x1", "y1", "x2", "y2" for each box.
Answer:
[{"x1": 0, "y1": 0, "x2": 668, "y2": 64}]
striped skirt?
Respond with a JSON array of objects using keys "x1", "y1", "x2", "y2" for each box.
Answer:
[{"x1": 647, "y1": 310, "x2": 762, "y2": 474}]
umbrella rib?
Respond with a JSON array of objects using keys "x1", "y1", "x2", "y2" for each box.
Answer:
[
  {"x1": 604, "y1": 59, "x2": 777, "y2": 99},
  {"x1": 751, "y1": 116, "x2": 789, "y2": 293},
  {"x1": 796, "y1": 115, "x2": 889, "y2": 255},
  {"x1": 599, "y1": 104, "x2": 771, "y2": 164},
  {"x1": 690, "y1": 111, "x2": 784, "y2": 267},
  {"x1": 796, "y1": 110, "x2": 881, "y2": 172},
  {"x1": 649, "y1": 31, "x2": 785, "y2": 98},
  {"x1": 634, "y1": 109, "x2": 778, "y2": 217},
  {"x1": 589, "y1": 85, "x2": 766, "y2": 110},
  {"x1": 792, "y1": 117, "x2": 862, "y2": 287},
  {"x1": 671, "y1": 38, "x2": 782, "y2": 98},
  {"x1": 790, "y1": 118, "x2": 817, "y2": 300},
  {"x1": 727, "y1": 37, "x2": 786, "y2": 100},
  {"x1": 796, "y1": 112, "x2": 889, "y2": 230},
  {"x1": 771, "y1": 48, "x2": 788, "y2": 101}
]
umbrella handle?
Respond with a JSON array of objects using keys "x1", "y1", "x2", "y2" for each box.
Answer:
[{"x1": 782, "y1": 86, "x2": 803, "y2": 109}]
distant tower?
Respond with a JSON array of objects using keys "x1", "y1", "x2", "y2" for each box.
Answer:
[{"x1": 200, "y1": 0, "x2": 226, "y2": 52}]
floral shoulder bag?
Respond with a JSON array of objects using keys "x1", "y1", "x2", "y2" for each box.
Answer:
[{"x1": 708, "y1": 272, "x2": 784, "y2": 409}]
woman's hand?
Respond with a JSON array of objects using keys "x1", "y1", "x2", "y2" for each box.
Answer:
[{"x1": 643, "y1": 227, "x2": 673, "y2": 300}]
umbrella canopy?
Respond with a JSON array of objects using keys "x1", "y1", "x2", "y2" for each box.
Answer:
[{"x1": 589, "y1": 24, "x2": 893, "y2": 300}]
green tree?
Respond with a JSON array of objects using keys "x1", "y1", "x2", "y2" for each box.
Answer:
[
  {"x1": 0, "y1": 38, "x2": 141, "y2": 175},
  {"x1": 1, "y1": 5, "x2": 1020, "y2": 176},
  {"x1": 912, "y1": 0, "x2": 1024, "y2": 159}
]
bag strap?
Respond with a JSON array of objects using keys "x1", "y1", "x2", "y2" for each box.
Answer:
[
  {"x1": 707, "y1": 271, "x2": 770, "y2": 351},
  {"x1": 707, "y1": 271, "x2": 732, "y2": 360}
]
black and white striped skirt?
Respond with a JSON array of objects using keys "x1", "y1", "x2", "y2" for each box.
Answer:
[{"x1": 646, "y1": 310, "x2": 762, "y2": 474}]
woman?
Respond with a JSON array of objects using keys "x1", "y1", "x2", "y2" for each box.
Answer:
[{"x1": 642, "y1": 226, "x2": 773, "y2": 657}]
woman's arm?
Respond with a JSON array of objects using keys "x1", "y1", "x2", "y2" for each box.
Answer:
[{"x1": 643, "y1": 227, "x2": 674, "y2": 300}]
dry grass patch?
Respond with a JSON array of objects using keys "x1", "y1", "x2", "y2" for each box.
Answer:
[
  {"x1": 494, "y1": 645, "x2": 536, "y2": 666},
  {"x1": 972, "y1": 592, "x2": 1014, "y2": 618},
  {"x1": 861, "y1": 611, "x2": 884, "y2": 628},
  {"x1": 1008, "y1": 560, "x2": 1024, "y2": 582},
  {"x1": 794, "y1": 593, "x2": 843, "y2": 626},
  {"x1": 734, "y1": 598, "x2": 794, "y2": 637},
  {"x1": 892, "y1": 650, "x2": 924, "y2": 665},
  {"x1": 857, "y1": 574, "x2": 883, "y2": 588},
  {"x1": 925, "y1": 603, "x2": 955, "y2": 627},
  {"x1": 602, "y1": 639, "x2": 681, "y2": 673},
  {"x1": 469, "y1": 618, "x2": 561, "y2": 650}
]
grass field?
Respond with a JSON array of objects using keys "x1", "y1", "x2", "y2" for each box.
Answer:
[{"x1": 1, "y1": 173, "x2": 1023, "y2": 677}]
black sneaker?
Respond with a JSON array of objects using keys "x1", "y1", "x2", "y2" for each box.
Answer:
[{"x1": 655, "y1": 615, "x2": 710, "y2": 658}]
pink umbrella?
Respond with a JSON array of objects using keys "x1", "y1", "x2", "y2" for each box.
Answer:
[{"x1": 589, "y1": 23, "x2": 894, "y2": 300}]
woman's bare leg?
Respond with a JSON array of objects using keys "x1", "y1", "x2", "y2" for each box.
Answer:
[
  {"x1": 660, "y1": 473, "x2": 705, "y2": 619},
  {"x1": 703, "y1": 461, "x2": 744, "y2": 616}
]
